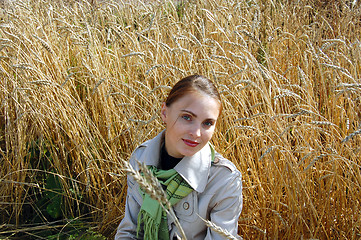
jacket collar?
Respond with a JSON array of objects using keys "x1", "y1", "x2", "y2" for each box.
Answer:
[{"x1": 138, "y1": 130, "x2": 211, "y2": 193}]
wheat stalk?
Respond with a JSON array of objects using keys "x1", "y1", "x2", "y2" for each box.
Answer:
[
  {"x1": 342, "y1": 129, "x2": 361, "y2": 143},
  {"x1": 122, "y1": 160, "x2": 187, "y2": 240},
  {"x1": 198, "y1": 215, "x2": 239, "y2": 240}
]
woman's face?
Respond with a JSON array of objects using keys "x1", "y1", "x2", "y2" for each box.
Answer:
[{"x1": 161, "y1": 91, "x2": 221, "y2": 158}]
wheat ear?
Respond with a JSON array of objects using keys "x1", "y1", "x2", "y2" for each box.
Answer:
[{"x1": 122, "y1": 160, "x2": 187, "y2": 240}]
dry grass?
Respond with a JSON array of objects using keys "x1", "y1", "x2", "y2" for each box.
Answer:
[{"x1": 0, "y1": 0, "x2": 360, "y2": 239}]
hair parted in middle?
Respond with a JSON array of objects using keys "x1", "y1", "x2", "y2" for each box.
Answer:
[{"x1": 165, "y1": 74, "x2": 222, "y2": 114}]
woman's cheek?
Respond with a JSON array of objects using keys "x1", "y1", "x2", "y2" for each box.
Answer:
[{"x1": 205, "y1": 129, "x2": 215, "y2": 140}]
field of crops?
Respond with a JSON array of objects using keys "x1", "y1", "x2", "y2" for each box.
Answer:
[{"x1": 1, "y1": 0, "x2": 360, "y2": 239}]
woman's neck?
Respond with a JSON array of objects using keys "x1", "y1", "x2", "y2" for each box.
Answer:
[{"x1": 160, "y1": 144, "x2": 183, "y2": 170}]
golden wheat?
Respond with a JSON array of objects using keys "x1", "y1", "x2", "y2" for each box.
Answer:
[{"x1": 0, "y1": 0, "x2": 360, "y2": 239}]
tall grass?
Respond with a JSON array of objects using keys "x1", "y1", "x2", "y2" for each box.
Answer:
[{"x1": 0, "y1": 0, "x2": 360, "y2": 239}]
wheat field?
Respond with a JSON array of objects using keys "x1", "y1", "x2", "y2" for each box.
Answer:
[{"x1": 0, "y1": 0, "x2": 360, "y2": 239}]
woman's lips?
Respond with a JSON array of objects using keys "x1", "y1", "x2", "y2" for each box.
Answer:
[{"x1": 183, "y1": 139, "x2": 199, "y2": 147}]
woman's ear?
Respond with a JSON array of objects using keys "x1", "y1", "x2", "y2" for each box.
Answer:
[{"x1": 161, "y1": 102, "x2": 167, "y2": 123}]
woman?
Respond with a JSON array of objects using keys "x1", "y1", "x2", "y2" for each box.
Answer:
[{"x1": 115, "y1": 75, "x2": 242, "y2": 239}]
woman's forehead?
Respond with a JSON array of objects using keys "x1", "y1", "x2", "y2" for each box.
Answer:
[{"x1": 170, "y1": 92, "x2": 220, "y2": 118}]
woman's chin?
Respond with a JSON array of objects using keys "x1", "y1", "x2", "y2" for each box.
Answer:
[{"x1": 179, "y1": 148, "x2": 199, "y2": 157}]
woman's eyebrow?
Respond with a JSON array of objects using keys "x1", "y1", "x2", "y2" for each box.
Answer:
[
  {"x1": 180, "y1": 109, "x2": 217, "y2": 121},
  {"x1": 181, "y1": 109, "x2": 197, "y2": 117}
]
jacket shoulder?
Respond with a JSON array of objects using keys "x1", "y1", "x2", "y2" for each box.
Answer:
[
  {"x1": 212, "y1": 152, "x2": 239, "y2": 173},
  {"x1": 133, "y1": 138, "x2": 152, "y2": 153},
  {"x1": 129, "y1": 140, "x2": 150, "y2": 168}
]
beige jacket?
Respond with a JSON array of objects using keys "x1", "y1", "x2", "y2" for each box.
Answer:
[{"x1": 115, "y1": 131, "x2": 243, "y2": 240}]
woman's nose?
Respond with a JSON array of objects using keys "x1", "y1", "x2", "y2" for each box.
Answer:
[{"x1": 190, "y1": 124, "x2": 201, "y2": 137}]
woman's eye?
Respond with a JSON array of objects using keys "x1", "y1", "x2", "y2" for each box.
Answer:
[
  {"x1": 203, "y1": 121, "x2": 214, "y2": 127},
  {"x1": 182, "y1": 115, "x2": 191, "y2": 121}
]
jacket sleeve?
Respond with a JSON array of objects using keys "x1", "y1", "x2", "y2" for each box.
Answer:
[
  {"x1": 205, "y1": 169, "x2": 243, "y2": 240},
  {"x1": 114, "y1": 151, "x2": 144, "y2": 240},
  {"x1": 114, "y1": 174, "x2": 142, "y2": 239}
]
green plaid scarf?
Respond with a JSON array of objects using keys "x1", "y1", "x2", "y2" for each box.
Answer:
[
  {"x1": 136, "y1": 144, "x2": 215, "y2": 239},
  {"x1": 136, "y1": 166, "x2": 193, "y2": 240}
]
